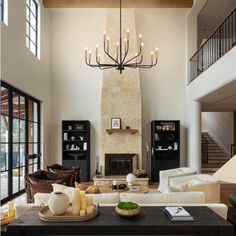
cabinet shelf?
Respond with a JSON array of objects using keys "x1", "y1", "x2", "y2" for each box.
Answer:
[
  {"x1": 151, "y1": 120, "x2": 180, "y2": 182},
  {"x1": 63, "y1": 130, "x2": 87, "y2": 132},
  {"x1": 106, "y1": 129, "x2": 138, "y2": 135},
  {"x1": 62, "y1": 120, "x2": 90, "y2": 182},
  {"x1": 63, "y1": 140, "x2": 87, "y2": 143}
]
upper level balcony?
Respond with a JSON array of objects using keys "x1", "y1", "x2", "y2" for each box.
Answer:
[{"x1": 189, "y1": 8, "x2": 236, "y2": 83}]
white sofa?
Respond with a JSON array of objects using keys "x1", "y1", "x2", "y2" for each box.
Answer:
[
  {"x1": 169, "y1": 174, "x2": 220, "y2": 203},
  {"x1": 158, "y1": 167, "x2": 197, "y2": 193},
  {"x1": 15, "y1": 190, "x2": 228, "y2": 220}
]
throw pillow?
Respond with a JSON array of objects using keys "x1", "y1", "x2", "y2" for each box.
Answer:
[
  {"x1": 85, "y1": 186, "x2": 100, "y2": 194},
  {"x1": 74, "y1": 181, "x2": 100, "y2": 194},
  {"x1": 52, "y1": 183, "x2": 68, "y2": 192},
  {"x1": 74, "y1": 182, "x2": 91, "y2": 190},
  {"x1": 165, "y1": 183, "x2": 188, "y2": 193}
]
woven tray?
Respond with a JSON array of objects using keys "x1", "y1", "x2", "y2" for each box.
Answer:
[{"x1": 39, "y1": 204, "x2": 98, "y2": 222}]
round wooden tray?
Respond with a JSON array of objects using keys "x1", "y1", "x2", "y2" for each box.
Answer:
[{"x1": 39, "y1": 204, "x2": 98, "y2": 222}]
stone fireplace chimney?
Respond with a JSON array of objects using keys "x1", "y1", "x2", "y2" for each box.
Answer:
[{"x1": 100, "y1": 9, "x2": 142, "y2": 175}]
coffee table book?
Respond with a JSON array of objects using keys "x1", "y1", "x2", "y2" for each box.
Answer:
[{"x1": 164, "y1": 206, "x2": 194, "y2": 222}]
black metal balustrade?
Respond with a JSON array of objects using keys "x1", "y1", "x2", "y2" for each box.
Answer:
[
  {"x1": 202, "y1": 136, "x2": 208, "y2": 164},
  {"x1": 190, "y1": 8, "x2": 236, "y2": 82}
]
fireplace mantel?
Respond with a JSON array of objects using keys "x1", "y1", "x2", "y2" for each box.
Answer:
[{"x1": 106, "y1": 129, "x2": 138, "y2": 135}]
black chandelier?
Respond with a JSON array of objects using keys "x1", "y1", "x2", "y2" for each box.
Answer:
[{"x1": 85, "y1": 0, "x2": 158, "y2": 74}]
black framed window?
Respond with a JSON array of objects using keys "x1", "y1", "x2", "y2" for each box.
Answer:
[
  {"x1": 0, "y1": 81, "x2": 41, "y2": 204},
  {"x1": 0, "y1": 0, "x2": 4, "y2": 22},
  {"x1": 26, "y1": 0, "x2": 39, "y2": 57}
]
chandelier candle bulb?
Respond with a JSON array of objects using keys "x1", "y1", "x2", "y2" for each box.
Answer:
[
  {"x1": 106, "y1": 37, "x2": 110, "y2": 51},
  {"x1": 96, "y1": 44, "x2": 98, "y2": 57},
  {"x1": 116, "y1": 42, "x2": 119, "y2": 58},
  {"x1": 155, "y1": 47, "x2": 159, "y2": 59},
  {"x1": 98, "y1": 54, "x2": 101, "y2": 63},
  {"x1": 103, "y1": 31, "x2": 106, "y2": 42},
  {"x1": 126, "y1": 29, "x2": 130, "y2": 40},
  {"x1": 84, "y1": 48, "x2": 88, "y2": 61},
  {"x1": 72, "y1": 189, "x2": 80, "y2": 215},
  {"x1": 139, "y1": 34, "x2": 143, "y2": 44},
  {"x1": 151, "y1": 51, "x2": 154, "y2": 65},
  {"x1": 88, "y1": 51, "x2": 91, "y2": 64}
]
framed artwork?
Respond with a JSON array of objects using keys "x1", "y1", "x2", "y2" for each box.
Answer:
[{"x1": 111, "y1": 118, "x2": 121, "y2": 129}]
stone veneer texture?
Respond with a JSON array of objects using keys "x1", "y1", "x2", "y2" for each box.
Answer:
[{"x1": 101, "y1": 9, "x2": 142, "y2": 174}]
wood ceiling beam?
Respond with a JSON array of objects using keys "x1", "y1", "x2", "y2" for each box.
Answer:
[{"x1": 43, "y1": 0, "x2": 193, "y2": 8}]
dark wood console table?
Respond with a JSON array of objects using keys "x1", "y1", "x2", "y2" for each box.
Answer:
[{"x1": 6, "y1": 206, "x2": 233, "y2": 236}]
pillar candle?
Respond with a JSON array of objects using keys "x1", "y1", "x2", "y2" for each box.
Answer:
[
  {"x1": 86, "y1": 196, "x2": 93, "y2": 207},
  {"x1": 86, "y1": 205, "x2": 94, "y2": 215},
  {"x1": 72, "y1": 189, "x2": 80, "y2": 215},
  {"x1": 80, "y1": 210, "x2": 85, "y2": 216},
  {"x1": 7, "y1": 201, "x2": 15, "y2": 218},
  {"x1": 81, "y1": 197, "x2": 87, "y2": 211},
  {"x1": 80, "y1": 190, "x2": 85, "y2": 198}
]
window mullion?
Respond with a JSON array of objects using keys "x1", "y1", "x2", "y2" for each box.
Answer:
[{"x1": 8, "y1": 89, "x2": 13, "y2": 197}]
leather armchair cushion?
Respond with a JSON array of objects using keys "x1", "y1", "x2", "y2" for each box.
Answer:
[{"x1": 47, "y1": 164, "x2": 81, "y2": 186}]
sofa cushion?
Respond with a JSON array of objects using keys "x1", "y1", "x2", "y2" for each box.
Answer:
[
  {"x1": 158, "y1": 168, "x2": 197, "y2": 193},
  {"x1": 187, "y1": 181, "x2": 220, "y2": 203},
  {"x1": 35, "y1": 189, "x2": 120, "y2": 205},
  {"x1": 164, "y1": 184, "x2": 188, "y2": 193},
  {"x1": 120, "y1": 192, "x2": 205, "y2": 204}
]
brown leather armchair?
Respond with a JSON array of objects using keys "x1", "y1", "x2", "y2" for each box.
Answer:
[
  {"x1": 25, "y1": 169, "x2": 72, "y2": 203},
  {"x1": 47, "y1": 164, "x2": 81, "y2": 186}
]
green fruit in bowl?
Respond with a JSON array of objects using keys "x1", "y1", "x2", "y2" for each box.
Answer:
[{"x1": 116, "y1": 202, "x2": 140, "y2": 217}]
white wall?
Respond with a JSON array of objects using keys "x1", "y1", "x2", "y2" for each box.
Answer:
[
  {"x1": 50, "y1": 9, "x2": 106, "y2": 175},
  {"x1": 202, "y1": 112, "x2": 234, "y2": 154},
  {"x1": 50, "y1": 8, "x2": 189, "y2": 177},
  {"x1": 1, "y1": 0, "x2": 51, "y2": 168}
]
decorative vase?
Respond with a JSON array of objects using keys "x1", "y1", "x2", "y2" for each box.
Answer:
[
  {"x1": 126, "y1": 173, "x2": 136, "y2": 186},
  {"x1": 48, "y1": 191, "x2": 69, "y2": 216}
]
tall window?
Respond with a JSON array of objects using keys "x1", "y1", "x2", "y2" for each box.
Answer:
[
  {"x1": 1, "y1": 82, "x2": 41, "y2": 204},
  {"x1": 0, "y1": 0, "x2": 4, "y2": 21},
  {"x1": 26, "y1": 0, "x2": 39, "y2": 57},
  {"x1": 0, "y1": 0, "x2": 7, "y2": 24}
]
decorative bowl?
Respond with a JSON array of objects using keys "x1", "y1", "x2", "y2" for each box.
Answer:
[{"x1": 115, "y1": 202, "x2": 140, "y2": 217}]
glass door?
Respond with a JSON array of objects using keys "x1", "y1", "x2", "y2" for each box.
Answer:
[{"x1": 0, "y1": 82, "x2": 41, "y2": 204}]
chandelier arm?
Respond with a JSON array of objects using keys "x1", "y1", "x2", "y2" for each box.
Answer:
[
  {"x1": 104, "y1": 46, "x2": 119, "y2": 64},
  {"x1": 123, "y1": 45, "x2": 142, "y2": 65},
  {"x1": 125, "y1": 64, "x2": 153, "y2": 68},
  {"x1": 121, "y1": 41, "x2": 130, "y2": 64},
  {"x1": 98, "y1": 65, "x2": 117, "y2": 70}
]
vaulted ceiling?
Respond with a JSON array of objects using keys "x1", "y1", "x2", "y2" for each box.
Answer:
[{"x1": 43, "y1": 0, "x2": 193, "y2": 8}]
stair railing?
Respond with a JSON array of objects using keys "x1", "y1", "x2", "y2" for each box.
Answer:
[
  {"x1": 202, "y1": 136, "x2": 208, "y2": 164},
  {"x1": 231, "y1": 144, "x2": 236, "y2": 157},
  {"x1": 189, "y1": 7, "x2": 236, "y2": 82}
]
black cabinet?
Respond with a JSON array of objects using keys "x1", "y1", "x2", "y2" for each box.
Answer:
[
  {"x1": 151, "y1": 120, "x2": 180, "y2": 181},
  {"x1": 62, "y1": 120, "x2": 90, "y2": 182}
]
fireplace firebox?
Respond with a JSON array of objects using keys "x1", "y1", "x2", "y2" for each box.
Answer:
[{"x1": 105, "y1": 153, "x2": 137, "y2": 176}]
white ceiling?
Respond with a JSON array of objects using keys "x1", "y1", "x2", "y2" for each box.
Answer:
[{"x1": 200, "y1": 80, "x2": 236, "y2": 111}]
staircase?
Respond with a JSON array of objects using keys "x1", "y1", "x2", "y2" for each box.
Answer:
[{"x1": 201, "y1": 132, "x2": 230, "y2": 174}]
